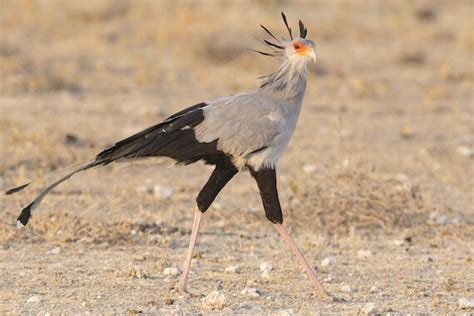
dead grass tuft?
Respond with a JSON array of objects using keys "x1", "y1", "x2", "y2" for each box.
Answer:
[
  {"x1": 1, "y1": 211, "x2": 185, "y2": 245},
  {"x1": 289, "y1": 171, "x2": 436, "y2": 235}
]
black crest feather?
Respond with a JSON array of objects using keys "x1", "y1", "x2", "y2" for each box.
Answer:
[
  {"x1": 263, "y1": 39, "x2": 285, "y2": 50},
  {"x1": 251, "y1": 49, "x2": 276, "y2": 57},
  {"x1": 260, "y1": 24, "x2": 281, "y2": 43},
  {"x1": 281, "y1": 12, "x2": 293, "y2": 40},
  {"x1": 299, "y1": 20, "x2": 307, "y2": 38}
]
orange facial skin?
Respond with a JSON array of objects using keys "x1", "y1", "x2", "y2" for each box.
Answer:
[{"x1": 292, "y1": 41, "x2": 311, "y2": 56}]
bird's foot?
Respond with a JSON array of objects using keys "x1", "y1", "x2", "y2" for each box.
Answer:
[{"x1": 175, "y1": 283, "x2": 202, "y2": 298}]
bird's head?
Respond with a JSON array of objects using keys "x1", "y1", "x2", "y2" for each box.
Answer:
[{"x1": 255, "y1": 12, "x2": 316, "y2": 64}]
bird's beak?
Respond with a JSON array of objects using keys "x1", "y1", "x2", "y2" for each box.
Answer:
[{"x1": 308, "y1": 49, "x2": 316, "y2": 63}]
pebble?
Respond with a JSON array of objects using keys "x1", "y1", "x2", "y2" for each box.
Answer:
[
  {"x1": 357, "y1": 249, "x2": 372, "y2": 258},
  {"x1": 224, "y1": 265, "x2": 240, "y2": 273},
  {"x1": 261, "y1": 270, "x2": 271, "y2": 280},
  {"x1": 260, "y1": 262, "x2": 273, "y2": 272},
  {"x1": 321, "y1": 257, "x2": 336, "y2": 267},
  {"x1": 152, "y1": 185, "x2": 174, "y2": 199},
  {"x1": 429, "y1": 212, "x2": 450, "y2": 225},
  {"x1": 369, "y1": 286, "x2": 377, "y2": 293},
  {"x1": 400, "y1": 126, "x2": 415, "y2": 139},
  {"x1": 393, "y1": 240, "x2": 404, "y2": 246},
  {"x1": 361, "y1": 302, "x2": 377, "y2": 314},
  {"x1": 457, "y1": 146, "x2": 473, "y2": 157},
  {"x1": 303, "y1": 164, "x2": 317, "y2": 173},
  {"x1": 341, "y1": 284, "x2": 352, "y2": 293},
  {"x1": 163, "y1": 267, "x2": 180, "y2": 276},
  {"x1": 275, "y1": 309, "x2": 295, "y2": 316},
  {"x1": 239, "y1": 303, "x2": 252, "y2": 309},
  {"x1": 324, "y1": 275, "x2": 334, "y2": 283},
  {"x1": 241, "y1": 287, "x2": 261, "y2": 297},
  {"x1": 458, "y1": 297, "x2": 474, "y2": 309},
  {"x1": 27, "y1": 295, "x2": 42, "y2": 303},
  {"x1": 201, "y1": 291, "x2": 226, "y2": 310}
]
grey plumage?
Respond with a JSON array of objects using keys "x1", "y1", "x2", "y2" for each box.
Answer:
[
  {"x1": 7, "y1": 13, "x2": 316, "y2": 227},
  {"x1": 6, "y1": 12, "x2": 334, "y2": 300}
]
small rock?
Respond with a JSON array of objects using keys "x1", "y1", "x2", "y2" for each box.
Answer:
[
  {"x1": 164, "y1": 298, "x2": 174, "y2": 305},
  {"x1": 303, "y1": 164, "x2": 317, "y2": 173},
  {"x1": 261, "y1": 270, "x2": 271, "y2": 280},
  {"x1": 393, "y1": 240, "x2": 404, "y2": 246},
  {"x1": 424, "y1": 256, "x2": 434, "y2": 262},
  {"x1": 400, "y1": 126, "x2": 415, "y2": 139},
  {"x1": 321, "y1": 257, "x2": 336, "y2": 267},
  {"x1": 50, "y1": 247, "x2": 61, "y2": 255},
  {"x1": 275, "y1": 309, "x2": 295, "y2": 316},
  {"x1": 341, "y1": 284, "x2": 352, "y2": 293},
  {"x1": 457, "y1": 146, "x2": 473, "y2": 157},
  {"x1": 27, "y1": 295, "x2": 42, "y2": 303},
  {"x1": 224, "y1": 265, "x2": 240, "y2": 273},
  {"x1": 361, "y1": 302, "x2": 377, "y2": 314},
  {"x1": 260, "y1": 262, "x2": 273, "y2": 272},
  {"x1": 239, "y1": 303, "x2": 252, "y2": 309},
  {"x1": 429, "y1": 212, "x2": 450, "y2": 225},
  {"x1": 201, "y1": 291, "x2": 226, "y2": 310},
  {"x1": 241, "y1": 287, "x2": 261, "y2": 297},
  {"x1": 324, "y1": 275, "x2": 334, "y2": 283},
  {"x1": 128, "y1": 266, "x2": 147, "y2": 279},
  {"x1": 152, "y1": 185, "x2": 174, "y2": 199},
  {"x1": 458, "y1": 297, "x2": 474, "y2": 309},
  {"x1": 357, "y1": 249, "x2": 372, "y2": 258},
  {"x1": 163, "y1": 267, "x2": 180, "y2": 276},
  {"x1": 369, "y1": 286, "x2": 377, "y2": 293}
]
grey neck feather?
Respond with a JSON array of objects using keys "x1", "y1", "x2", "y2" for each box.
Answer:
[{"x1": 258, "y1": 58, "x2": 308, "y2": 100}]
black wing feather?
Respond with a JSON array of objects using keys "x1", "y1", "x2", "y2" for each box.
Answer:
[{"x1": 95, "y1": 102, "x2": 222, "y2": 165}]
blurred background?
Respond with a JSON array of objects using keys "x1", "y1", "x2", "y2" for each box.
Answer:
[{"x1": 0, "y1": 0, "x2": 473, "y2": 313}]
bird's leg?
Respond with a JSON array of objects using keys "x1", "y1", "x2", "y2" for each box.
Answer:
[
  {"x1": 273, "y1": 223, "x2": 333, "y2": 301},
  {"x1": 177, "y1": 159, "x2": 238, "y2": 295},
  {"x1": 249, "y1": 166, "x2": 334, "y2": 301},
  {"x1": 177, "y1": 206, "x2": 202, "y2": 295}
]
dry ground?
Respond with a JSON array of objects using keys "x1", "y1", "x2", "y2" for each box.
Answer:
[{"x1": 1, "y1": 1, "x2": 473, "y2": 314}]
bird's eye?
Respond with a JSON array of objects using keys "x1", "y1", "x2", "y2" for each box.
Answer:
[{"x1": 294, "y1": 44, "x2": 300, "y2": 49}]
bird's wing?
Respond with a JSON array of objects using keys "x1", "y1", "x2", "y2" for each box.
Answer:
[{"x1": 195, "y1": 93, "x2": 283, "y2": 158}]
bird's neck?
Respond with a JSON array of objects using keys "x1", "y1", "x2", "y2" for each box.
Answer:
[{"x1": 258, "y1": 59, "x2": 308, "y2": 101}]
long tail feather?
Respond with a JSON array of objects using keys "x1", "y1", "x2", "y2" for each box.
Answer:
[
  {"x1": 12, "y1": 160, "x2": 100, "y2": 227},
  {"x1": 5, "y1": 183, "x2": 31, "y2": 195}
]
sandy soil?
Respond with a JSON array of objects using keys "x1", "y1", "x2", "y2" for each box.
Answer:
[{"x1": 1, "y1": 1, "x2": 473, "y2": 314}]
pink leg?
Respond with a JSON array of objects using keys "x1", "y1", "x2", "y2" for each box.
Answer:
[
  {"x1": 274, "y1": 223, "x2": 334, "y2": 301},
  {"x1": 178, "y1": 207, "x2": 202, "y2": 294}
]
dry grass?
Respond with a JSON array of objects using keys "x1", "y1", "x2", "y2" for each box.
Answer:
[{"x1": 1, "y1": 0, "x2": 473, "y2": 313}]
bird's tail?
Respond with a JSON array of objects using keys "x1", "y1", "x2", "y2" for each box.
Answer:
[{"x1": 5, "y1": 159, "x2": 103, "y2": 228}]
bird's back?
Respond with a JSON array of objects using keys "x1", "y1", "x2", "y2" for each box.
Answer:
[{"x1": 195, "y1": 91, "x2": 305, "y2": 170}]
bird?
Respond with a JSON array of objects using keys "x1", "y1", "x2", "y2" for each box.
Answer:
[{"x1": 6, "y1": 12, "x2": 335, "y2": 301}]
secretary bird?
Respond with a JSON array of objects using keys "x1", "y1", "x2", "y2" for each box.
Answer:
[{"x1": 6, "y1": 13, "x2": 335, "y2": 301}]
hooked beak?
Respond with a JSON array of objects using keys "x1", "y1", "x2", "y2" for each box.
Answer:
[{"x1": 308, "y1": 48, "x2": 316, "y2": 63}]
